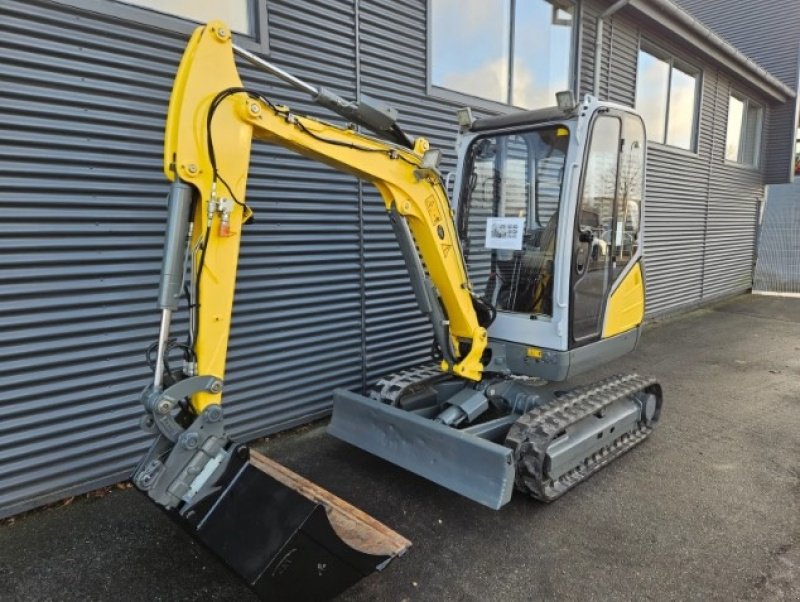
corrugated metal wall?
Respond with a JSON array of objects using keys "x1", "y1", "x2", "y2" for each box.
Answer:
[
  {"x1": 702, "y1": 72, "x2": 763, "y2": 301},
  {"x1": 359, "y1": 1, "x2": 440, "y2": 381},
  {"x1": 0, "y1": 0, "x2": 368, "y2": 518},
  {"x1": 582, "y1": 1, "x2": 766, "y2": 316},
  {"x1": 3, "y1": 0, "x2": 173, "y2": 517},
  {"x1": 675, "y1": 0, "x2": 800, "y2": 185},
  {"x1": 0, "y1": 0, "x2": 776, "y2": 517},
  {"x1": 753, "y1": 182, "x2": 800, "y2": 294},
  {"x1": 603, "y1": 13, "x2": 637, "y2": 107},
  {"x1": 675, "y1": 0, "x2": 800, "y2": 292}
]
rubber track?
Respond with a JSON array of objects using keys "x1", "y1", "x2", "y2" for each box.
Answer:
[
  {"x1": 505, "y1": 373, "x2": 662, "y2": 502},
  {"x1": 369, "y1": 362, "x2": 447, "y2": 405}
]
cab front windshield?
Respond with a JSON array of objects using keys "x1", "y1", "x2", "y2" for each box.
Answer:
[{"x1": 458, "y1": 125, "x2": 569, "y2": 318}]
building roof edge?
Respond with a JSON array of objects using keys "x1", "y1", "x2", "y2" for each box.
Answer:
[{"x1": 630, "y1": 0, "x2": 795, "y2": 102}]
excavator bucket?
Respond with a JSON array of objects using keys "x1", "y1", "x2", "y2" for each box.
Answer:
[
  {"x1": 153, "y1": 446, "x2": 409, "y2": 601},
  {"x1": 133, "y1": 378, "x2": 409, "y2": 600}
]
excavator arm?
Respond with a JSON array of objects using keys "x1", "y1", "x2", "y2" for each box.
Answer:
[
  {"x1": 165, "y1": 22, "x2": 487, "y2": 419},
  {"x1": 131, "y1": 21, "x2": 490, "y2": 601}
]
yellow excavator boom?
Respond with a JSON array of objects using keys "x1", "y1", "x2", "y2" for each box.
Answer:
[
  {"x1": 166, "y1": 21, "x2": 486, "y2": 416},
  {"x1": 134, "y1": 22, "x2": 446, "y2": 599}
]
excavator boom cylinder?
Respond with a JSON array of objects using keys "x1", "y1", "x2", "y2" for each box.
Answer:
[
  {"x1": 157, "y1": 180, "x2": 194, "y2": 311},
  {"x1": 151, "y1": 180, "x2": 194, "y2": 389},
  {"x1": 232, "y1": 43, "x2": 413, "y2": 148}
]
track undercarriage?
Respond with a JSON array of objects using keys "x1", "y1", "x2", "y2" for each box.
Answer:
[{"x1": 330, "y1": 364, "x2": 662, "y2": 507}]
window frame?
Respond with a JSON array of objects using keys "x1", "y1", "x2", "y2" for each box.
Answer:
[
  {"x1": 456, "y1": 123, "x2": 573, "y2": 319},
  {"x1": 426, "y1": 0, "x2": 580, "y2": 112},
  {"x1": 613, "y1": 113, "x2": 646, "y2": 280},
  {"x1": 725, "y1": 90, "x2": 764, "y2": 168},
  {"x1": 51, "y1": 0, "x2": 269, "y2": 54},
  {"x1": 634, "y1": 42, "x2": 702, "y2": 153}
]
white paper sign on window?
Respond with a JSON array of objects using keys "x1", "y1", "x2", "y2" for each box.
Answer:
[{"x1": 485, "y1": 217, "x2": 525, "y2": 250}]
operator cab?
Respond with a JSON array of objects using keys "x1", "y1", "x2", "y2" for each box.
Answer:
[{"x1": 452, "y1": 96, "x2": 647, "y2": 381}]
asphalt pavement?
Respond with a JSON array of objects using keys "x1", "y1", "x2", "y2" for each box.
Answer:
[{"x1": 0, "y1": 293, "x2": 797, "y2": 601}]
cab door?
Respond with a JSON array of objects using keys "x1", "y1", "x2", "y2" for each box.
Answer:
[
  {"x1": 571, "y1": 111, "x2": 646, "y2": 344},
  {"x1": 571, "y1": 113, "x2": 621, "y2": 342}
]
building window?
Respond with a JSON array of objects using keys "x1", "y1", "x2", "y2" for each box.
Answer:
[
  {"x1": 52, "y1": 1, "x2": 268, "y2": 52},
  {"x1": 430, "y1": 0, "x2": 575, "y2": 108},
  {"x1": 725, "y1": 93, "x2": 763, "y2": 166},
  {"x1": 116, "y1": 0, "x2": 256, "y2": 35},
  {"x1": 635, "y1": 47, "x2": 699, "y2": 151}
]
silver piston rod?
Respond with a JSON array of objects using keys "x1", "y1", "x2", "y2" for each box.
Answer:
[
  {"x1": 153, "y1": 180, "x2": 195, "y2": 390},
  {"x1": 152, "y1": 310, "x2": 173, "y2": 390},
  {"x1": 232, "y1": 44, "x2": 317, "y2": 96},
  {"x1": 232, "y1": 44, "x2": 412, "y2": 148}
]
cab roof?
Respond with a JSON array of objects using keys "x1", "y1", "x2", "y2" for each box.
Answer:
[{"x1": 470, "y1": 106, "x2": 577, "y2": 133}]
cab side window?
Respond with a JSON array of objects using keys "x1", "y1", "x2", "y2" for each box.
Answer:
[
  {"x1": 613, "y1": 115, "x2": 645, "y2": 280},
  {"x1": 572, "y1": 115, "x2": 621, "y2": 342}
]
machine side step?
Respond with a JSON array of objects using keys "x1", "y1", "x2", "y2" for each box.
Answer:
[
  {"x1": 161, "y1": 448, "x2": 409, "y2": 601},
  {"x1": 329, "y1": 388, "x2": 516, "y2": 510}
]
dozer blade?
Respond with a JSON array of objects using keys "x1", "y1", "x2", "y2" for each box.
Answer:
[
  {"x1": 329, "y1": 389, "x2": 516, "y2": 510},
  {"x1": 157, "y1": 447, "x2": 410, "y2": 601}
]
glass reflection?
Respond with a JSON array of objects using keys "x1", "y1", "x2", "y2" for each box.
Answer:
[
  {"x1": 121, "y1": 0, "x2": 253, "y2": 35},
  {"x1": 431, "y1": 0, "x2": 574, "y2": 108},
  {"x1": 666, "y1": 66, "x2": 697, "y2": 149},
  {"x1": 636, "y1": 51, "x2": 669, "y2": 143},
  {"x1": 431, "y1": 0, "x2": 512, "y2": 103},
  {"x1": 512, "y1": 2, "x2": 574, "y2": 107},
  {"x1": 726, "y1": 95, "x2": 745, "y2": 161}
]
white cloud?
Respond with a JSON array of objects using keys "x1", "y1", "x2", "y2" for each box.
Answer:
[
  {"x1": 441, "y1": 57, "x2": 509, "y2": 103},
  {"x1": 637, "y1": 59, "x2": 669, "y2": 140},
  {"x1": 432, "y1": 0, "x2": 508, "y2": 38},
  {"x1": 512, "y1": 64, "x2": 549, "y2": 108}
]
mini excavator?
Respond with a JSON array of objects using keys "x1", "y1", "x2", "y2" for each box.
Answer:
[{"x1": 132, "y1": 21, "x2": 663, "y2": 601}]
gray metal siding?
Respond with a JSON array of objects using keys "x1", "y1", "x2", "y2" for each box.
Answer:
[
  {"x1": 582, "y1": 0, "x2": 766, "y2": 316},
  {"x1": 703, "y1": 75, "x2": 764, "y2": 301},
  {"x1": 760, "y1": 100, "x2": 799, "y2": 185},
  {"x1": 0, "y1": 0, "x2": 365, "y2": 518},
  {"x1": 604, "y1": 13, "x2": 638, "y2": 107},
  {"x1": 643, "y1": 55, "x2": 723, "y2": 315},
  {"x1": 359, "y1": 0, "x2": 438, "y2": 381},
  {"x1": 644, "y1": 145, "x2": 709, "y2": 314},
  {"x1": 675, "y1": 0, "x2": 800, "y2": 185},
  {"x1": 578, "y1": 1, "x2": 599, "y2": 97},
  {"x1": 3, "y1": 0, "x2": 176, "y2": 516},
  {"x1": 675, "y1": 0, "x2": 800, "y2": 88},
  {"x1": 754, "y1": 181, "x2": 800, "y2": 294},
  {"x1": 0, "y1": 0, "x2": 775, "y2": 518}
]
